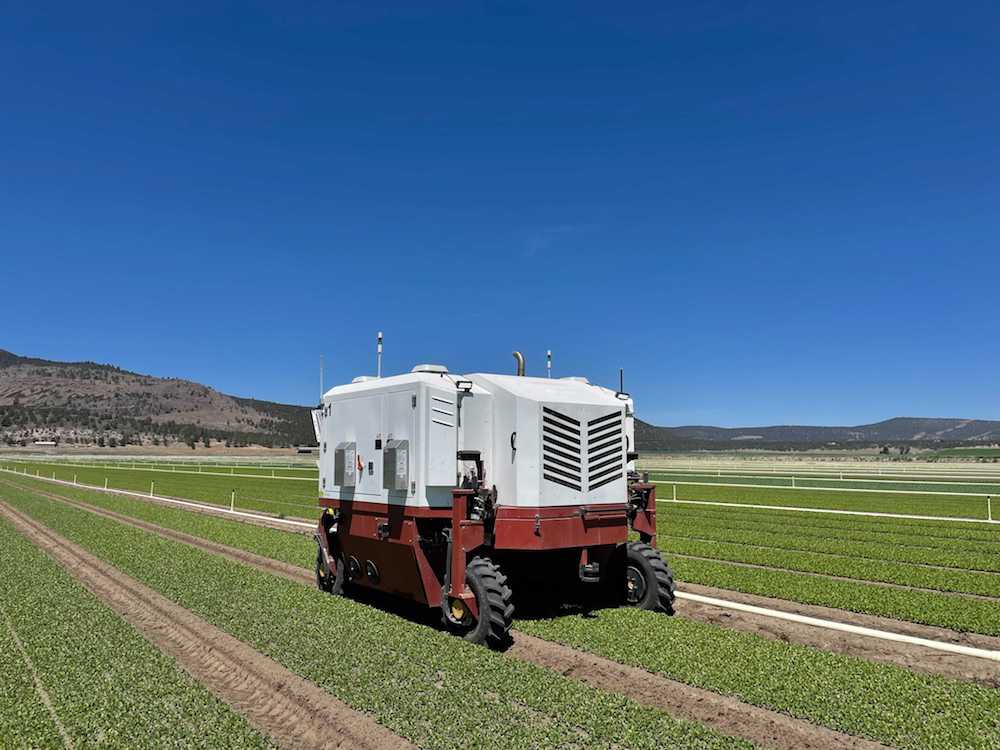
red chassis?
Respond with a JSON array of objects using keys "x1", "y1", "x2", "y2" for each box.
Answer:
[{"x1": 314, "y1": 483, "x2": 659, "y2": 620}]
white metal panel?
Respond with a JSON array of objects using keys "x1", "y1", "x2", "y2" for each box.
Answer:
[
  {"x1": 426, "y1": 390, "x2": 456, "y2": 486},
  {"x1": 326, "y1": 394, "x2": 382, "y2": 500},
  {"x1": 457, "y1": 386, "x2": 494, "y2": 486},
  {"x1": 382, "y1": 389, "x2": 416, "y2": 503}
]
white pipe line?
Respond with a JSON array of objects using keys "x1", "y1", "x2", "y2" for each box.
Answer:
[
  {"x1": 674, "y1": 591, "x2": 1000, "y2": 662},
  {"x1": 655, "y1": 479, "x2": 993, "y2": 498},
  {"x1": 661, "y1": 498, "x2": 1000, "y2": 525},
  {"x1": 6, "y1": 469, "x2": 996, "y2": 663}
]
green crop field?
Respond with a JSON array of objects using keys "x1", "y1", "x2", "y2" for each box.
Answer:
[
  {"x1": 926, "y1": 447, "x2": 1000, "y2": 459},
  {"x1": 1, "y1": 459, "x2": 318, "y2": 517},
  {"x1": 0, "y1": 482, "x2": 747, "y2": 750},
  {"x1": 3, "y1": 476, "x2": 999, "y2": 750},
  {"x1": 0, "y1": 518, "x2": 270, "y2": 749},
  {"x1": 3, "y1": 458, "x2": 999, "y2": 749}
]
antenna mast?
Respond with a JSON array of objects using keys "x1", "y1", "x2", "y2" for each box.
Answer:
[
  {"x1": 546, "y1": 350, "x2": 552, "y2": 378},
  {"x1": 377, "y1": 331, "x2": 383, "y2": 378}
]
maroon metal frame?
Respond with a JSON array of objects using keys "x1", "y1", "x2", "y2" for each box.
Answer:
[{"x1": 316, "y1": 482, "x2": 657, "y2": 613}]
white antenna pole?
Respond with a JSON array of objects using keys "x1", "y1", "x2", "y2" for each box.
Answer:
[
  {"x1": 377, "y1": 331, "x2": 383, "y2": 378},
  {"x1": 546, "y1": 350, "x2": 552, "y2": 378},
  {"x1": 319, "y1": 354, "x2": 324, "y2": 399}
]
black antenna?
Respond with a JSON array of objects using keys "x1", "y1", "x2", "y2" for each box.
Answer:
[{"x1": 616, "y1": 368, "x2": 629, "y2": 400}]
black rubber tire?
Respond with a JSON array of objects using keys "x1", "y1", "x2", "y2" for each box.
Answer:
[
  {"x1": 444, "y1": 557, "x2": 514, "y2": 649},
  {"x1": 315, "y1": 546, "x2": 345, "y2": 595},
  {"x1": 622, "y1": 542, "x2": 676, "y2": 614}
]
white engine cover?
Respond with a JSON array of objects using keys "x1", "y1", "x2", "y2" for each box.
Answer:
[{"x1": 466, "y1": 374, "x2": 628, "y2": 508}]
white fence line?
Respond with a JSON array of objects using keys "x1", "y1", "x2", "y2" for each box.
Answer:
[
  {"x1": 643, "y1": 463, "x2": 1000, "y2": 482},
  {"x1": 639, "y1": 459, "x2": 1000, "y2": 480},
  {"x1": 648, "y1": 469, "x2": 1000, "y2": 491},
  {"x1": 1, "y1": 460, "x2": 316, "y2": 483}
]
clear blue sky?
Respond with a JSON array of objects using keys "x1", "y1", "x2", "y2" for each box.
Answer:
[{"x1": 2, "y1": 2, "x2": 997, "y2": 427}]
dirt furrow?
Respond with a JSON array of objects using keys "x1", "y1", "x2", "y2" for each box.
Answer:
[
  {"x1": 507, "y1": 632, "x2": 891, "y2": 750},
  {"x1": 9, "y1": 476, "x2": 998, "y2": 683},
  {"x1": 0, "y1": 500, "x2": 414, "y2": 750}
]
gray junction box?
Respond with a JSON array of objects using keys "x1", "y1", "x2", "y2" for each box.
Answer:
[
  {"x1": 334, "y1": 442, "x2": 357, "y2": 487},
  {"x1": 383, "y1": 439, "x2": 409, "y2": 491}
]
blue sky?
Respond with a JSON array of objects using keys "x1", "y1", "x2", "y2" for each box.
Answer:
[{"x1": 2, "y1": 2, "x2": 997, "y2": 427}]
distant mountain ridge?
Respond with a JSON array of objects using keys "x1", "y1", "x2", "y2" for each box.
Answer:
[
  {"x1": 0, "y1": 348, "x2": 314, "y2": 447},
  {"x1": 3, "y1": 348, "x2": 997, "y2": 451},
  {"x1": 636, "y1": 416, "x2": 1000, "y2": 451}
]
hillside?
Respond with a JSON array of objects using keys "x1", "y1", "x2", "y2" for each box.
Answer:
[
  {"x1": 0, "y1": 349, "x2": 314, "y2": 447},
  {"x1": 635, "y1": 416, "x2": 1000, "y2": 451},
  {"x1": 4, "y1": 347, "x2": 998, "y2": 452}
]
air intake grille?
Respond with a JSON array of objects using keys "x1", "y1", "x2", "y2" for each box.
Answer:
[
  {"x1": 542, "y1": 406, "x2": 581, "y2": 491},
  {"x1": 587, "y1": 411, "x2": 624, "y2": 490}
]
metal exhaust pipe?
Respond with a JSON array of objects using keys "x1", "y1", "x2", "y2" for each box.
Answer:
[{"x1": 512, "y1": 351, "x2": 525, "y2": 376}]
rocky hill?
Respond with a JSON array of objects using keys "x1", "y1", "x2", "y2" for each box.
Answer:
[{"x1": 0, "y1": 349, "x2": 314, "y2": 448}]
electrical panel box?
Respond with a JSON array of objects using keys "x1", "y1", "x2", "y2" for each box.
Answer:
[
  {"x1": 334, "y1": 441, "x2": 357, "y2": 487},
  {"x1": 383, "y1": 439, "x2": 409, "y2": 491}
]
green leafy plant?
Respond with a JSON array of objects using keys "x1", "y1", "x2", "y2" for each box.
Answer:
[{"x1": 0, "y1": 519, "x2": 269, "y2": 749}]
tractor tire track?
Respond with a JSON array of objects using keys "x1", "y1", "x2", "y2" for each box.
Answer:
[
  {"x1": 507, "y1": 632, "x2": 892, "y2": 750},
  {"x1": 1, "y1": 604, "x2": 75, "y2": 750},
  {"x1": 0, "y1": 500, "x2": 414, "y2": 750}
]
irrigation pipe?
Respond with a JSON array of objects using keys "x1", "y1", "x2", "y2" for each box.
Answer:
[
  {"x1": 3, "y1": 469, "x2": 998, "y2": 662},
  {"x1": 675, "y1": 591, "x2": 1000, "y2": 662}
]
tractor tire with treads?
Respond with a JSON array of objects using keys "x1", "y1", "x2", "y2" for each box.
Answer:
[
  {"x1": 445, "y1": 557, "x2": 515, "y2": 649},
  {"x1": 623, "y1": 542, "x2": 676, "y2": 614}
]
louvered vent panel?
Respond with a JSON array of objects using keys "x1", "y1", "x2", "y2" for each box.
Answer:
[
  {"x1": 587, "y1": 411, "x2": 624, "y2": 490},
  {"x1": 542, "y1": 406, "x2": 582, "y2": 491}
]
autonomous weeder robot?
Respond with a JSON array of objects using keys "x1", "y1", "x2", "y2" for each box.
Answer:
[{"x1": 314, "y1": 352, "x2": 675, "y2": 648}]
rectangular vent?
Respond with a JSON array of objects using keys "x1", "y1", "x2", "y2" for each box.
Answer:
[
  {"x1": 542, "y1": 407, "x2": 581, "y2": 491},
  {"x1": 587, "y1": 411, "x2": 623, "y2": 491}
]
